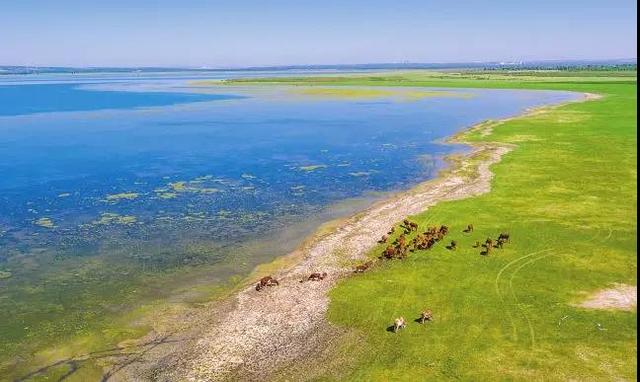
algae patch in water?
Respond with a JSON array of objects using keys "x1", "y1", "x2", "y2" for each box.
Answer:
[
  {"x1": 299, "y1": 165, "x2": 328, "y2": 172},
  {"x1": 157, "y1": 192, "x2": 178, "y2": 199},
  {"x1": 34, "y1": 217, "x2": 55, "y2": 228},
  {"x1": 166, "y1": 180, "x2": 221, "y2": 194},
  {"x1": 104, "y1": 192, "x2": 140, "y2": 202},
  {"x1": 93, "y1": 213, "x2": 138, "y2": 225}
]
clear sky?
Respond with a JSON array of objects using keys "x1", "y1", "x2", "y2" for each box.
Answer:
[{"x1": 1, "y1": 0, "x2": 637, "y2": 67}]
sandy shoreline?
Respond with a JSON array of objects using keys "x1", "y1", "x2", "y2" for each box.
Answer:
[{"x1": 107, "y1": 92, "x2": 597, "y2": 382}]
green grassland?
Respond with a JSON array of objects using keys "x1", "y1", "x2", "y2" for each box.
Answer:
[{"x1": 241, "y1": 71, "x2": 637, "y2": 381}]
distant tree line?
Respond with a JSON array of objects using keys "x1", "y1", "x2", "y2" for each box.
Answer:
[{"x1": 482, "y1": 64, "x2": 637, "y2": 71}]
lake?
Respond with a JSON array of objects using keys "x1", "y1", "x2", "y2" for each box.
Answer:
[{"x1": 0, "y1": 71, "x2": 579, "y2": 375}]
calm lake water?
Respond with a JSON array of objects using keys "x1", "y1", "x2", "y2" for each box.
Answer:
[{"x1": 0, "y1": 71, "x2": 579, "y2": 375}]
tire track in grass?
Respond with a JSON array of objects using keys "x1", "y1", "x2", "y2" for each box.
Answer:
[
  {"x1": 508, "y1": 252, "x2": 562, "y2": 350},
  {"x1": 495, "y1": 248, "x2": 554, "y2": 342}
]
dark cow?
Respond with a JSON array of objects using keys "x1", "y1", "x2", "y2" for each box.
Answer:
[
  {"x1": 255, "y1": 276, "x2": 279, "y2": 291},
  {"x1": 308, "y1": 272, "x2": 327, "y2": 281},
  {"x1": 419, "y1": 310, "x2": 433, "y2": 323}
]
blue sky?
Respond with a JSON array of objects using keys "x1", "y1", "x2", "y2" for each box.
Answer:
[{"x1": 1, "y1": 0, "x2": 637, "y2": 67}]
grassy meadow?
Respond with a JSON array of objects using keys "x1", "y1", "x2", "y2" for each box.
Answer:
[{"x1": 236, "y1": 71, "x2": 638, "y2": 381}]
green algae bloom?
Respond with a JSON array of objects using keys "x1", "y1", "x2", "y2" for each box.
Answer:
[
  {"x1": 93, "y1": 213, "x2": 138, "y2": 225},
  {"x1": 105, "y1": 192, "x2": 140, "y2": 202},
  {"x1": 299, "y1": 164, "x2": 327, "y2": 172},
  {"x1": 0, "y1": 270, "x2": 12, "y2": 280},
  {"x1": 34, "y1": 217, "x2": 55, "y2": 228}
]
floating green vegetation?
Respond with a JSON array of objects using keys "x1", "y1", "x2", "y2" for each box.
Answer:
[
  {"x1": 157, "y1": 192, "x2": 178, "y2": 199},
  {"x1": 197, "y1": 188, "x2": 221, "y2": 194},
  {"x1": 299, "y1": 164, "x2": 328, "y2": 172},
  {"x1": 165, "y1": 180, "x2": 221, "y2": 194},
  {"x1": 34, "y1": 217, "x2": 55, "y2": 229},
  {"x1": 57, "y1": 193, "x2": 71, "y2": 198},
  {"x1": 0, "y1": 270, "x2": 12, "y2": 280},
  {"x1": 168, "y1": 181, "x2": 187, "y2": 192},
  {"x1": 93, "y1": 213, "x2": 137, "y2": 225},
  {"x1": 104, "y1": 192, "x2": 140, "y2": 202}
]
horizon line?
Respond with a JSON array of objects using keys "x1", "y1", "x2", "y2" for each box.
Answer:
[{"x1": 1, "y1": 58, "x2": 637, "y2": 71}]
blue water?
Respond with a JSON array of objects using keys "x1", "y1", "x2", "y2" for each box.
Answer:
[
  {"x1": 0, "y1": 83, "x2": 240, "y2": 116},
  {"x1": 0, "y1": 76, "x2": 579, "y2": 259}
]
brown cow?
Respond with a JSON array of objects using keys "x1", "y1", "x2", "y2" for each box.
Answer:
[
  {"x1": 379, "y1": 235, "x2": 388, "y2": 244},
  {"x1": 419, "y1": 310, "x2": 433, "y2": 323},
  {"x1": 383, "y1": 245, "x2": 397, "y2": 259},
  {"x1": 354, "y1": 261, "x2": 373, "y2": 273},
  {"x1": 485, "y1": 238, "x2": 494, "y2": 248},
  {"x1": 308, "y1": 272, "x2": 327, "y2": 281},
  {"x1": 255, "y1": 276, "x2": 279, "y2": 291}
]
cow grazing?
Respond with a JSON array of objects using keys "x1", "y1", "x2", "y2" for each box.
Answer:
[
  {"x1": 383, "y1": 245, "x2": 397, "y2": 259},
  {"x1": 308, "y1": 272, "x2": 327, "y2": 281},
  {"x1": 463, "y1": 224, "x2": 474, "y2": 233},
  {"x1": 255, "y1": 276, "x2": 279, "y2": 291},
  {"x1": 419, "y1": 310, "x2": 433, "y2": 323},
  {"x1": 485, "y1": 238, "x2": 494, "y2": 248},
  {"x1": 354, "y1": 261, "x2": 373, "y2": 273},
  {"x1": 393, "y1": 317, "x2": 406, "y2": 333}
]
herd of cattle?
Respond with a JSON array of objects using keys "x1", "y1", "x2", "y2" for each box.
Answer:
[{"x1": 254, "y1": 218, "x2": 511, "y2": 332}]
